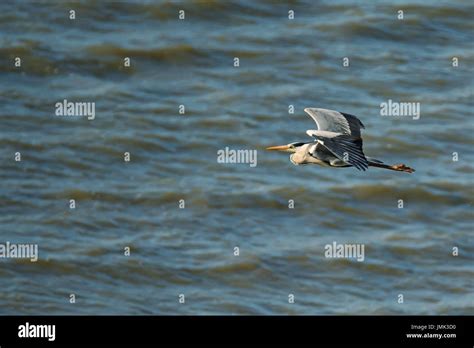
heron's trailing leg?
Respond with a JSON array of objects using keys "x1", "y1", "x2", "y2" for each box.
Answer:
[{"x1": 368, "y1": 160, "x2": 415, "y2": 173}]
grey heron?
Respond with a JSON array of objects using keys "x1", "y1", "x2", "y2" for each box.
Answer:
[{"x1": 266, "y1": 108, "x2": 414, "y2": 173}]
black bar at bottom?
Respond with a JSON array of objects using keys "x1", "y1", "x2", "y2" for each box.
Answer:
[{"x1": 0, "y1": 315, "x2": 472, "y2": 345}]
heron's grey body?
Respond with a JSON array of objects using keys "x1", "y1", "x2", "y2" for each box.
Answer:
[
  {"x1": 267, "y1": 107, "x2": 414, "y2": 173},
  {"x1": 289, "y1": 142, "x2": 349, "y2": 167}
]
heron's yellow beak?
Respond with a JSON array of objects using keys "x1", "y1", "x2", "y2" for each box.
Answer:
[{"x1": 266, "y1": 144, "x2": 291, "y2": 152}]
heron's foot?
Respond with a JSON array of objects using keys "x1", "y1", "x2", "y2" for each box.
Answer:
[{"x1": 391, "y1": 163, "x2": 415, "y2": 173}]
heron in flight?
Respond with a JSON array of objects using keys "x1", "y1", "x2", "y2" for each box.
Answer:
[{"x1": 266, "y1": 108, "x2": 414, "y2": 173}]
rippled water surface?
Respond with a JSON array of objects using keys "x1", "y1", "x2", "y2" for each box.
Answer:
[{"x1": 0, "y1": 0, "x2": 473, "y2": 314}]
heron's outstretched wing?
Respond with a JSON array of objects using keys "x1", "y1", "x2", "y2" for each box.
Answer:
[
  {"x1": 304, "y1": 108, "x2": 365, "y2": 137},
  {"x1": 317, "y1": 135, "x2": 369, "y2": 171}
]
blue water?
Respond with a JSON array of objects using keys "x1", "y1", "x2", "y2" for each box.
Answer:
[{"x1": 0, "y1": 0, "x2": 472, "y2": 314}]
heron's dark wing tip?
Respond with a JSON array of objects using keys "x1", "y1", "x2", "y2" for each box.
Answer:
[
  {"x1": 319, "y1": 134, "x2": 369, "y2": 170},
  {"x1": 340, "y1": 112, "x2": 365, "y2": 133}
]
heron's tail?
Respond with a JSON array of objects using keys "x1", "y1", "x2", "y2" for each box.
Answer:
[{"x1": 367, "y1": 158, "x2": 415, "y2": 173}]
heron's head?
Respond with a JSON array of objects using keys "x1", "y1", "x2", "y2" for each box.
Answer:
[{"x1": 265, "y1": 142, "x2": 306, "y2": 153}]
